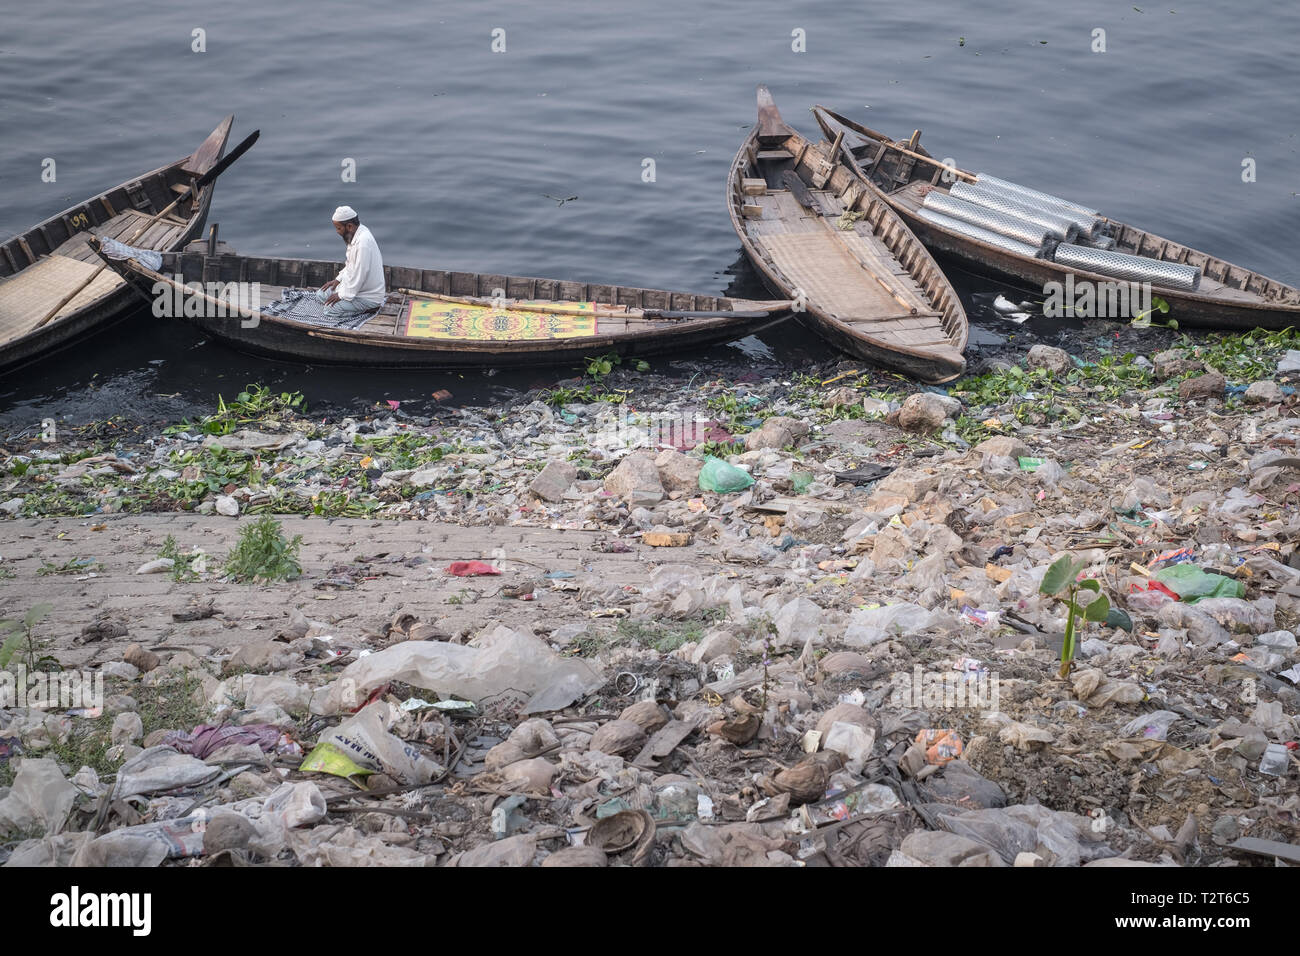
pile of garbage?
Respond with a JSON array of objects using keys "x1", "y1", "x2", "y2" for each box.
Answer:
[{"x1": 1, "y1": 329, "x2": 1298, "y2": 866}]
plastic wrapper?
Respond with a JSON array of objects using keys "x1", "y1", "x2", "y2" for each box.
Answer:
[
  {"x1": 799, "y1": 783, "x2": 900, "y2": 828},
  {"x1": 916, "y1": 728, "x2": 963, "y2": 765}
]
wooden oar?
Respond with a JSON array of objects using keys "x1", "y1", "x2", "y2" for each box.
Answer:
[
  {"x1": 398, "y1": 288, "x2": 791, "y2": 321},
  {"x1": 33, "y1": 128, "x2": 260, "y2": 330}
]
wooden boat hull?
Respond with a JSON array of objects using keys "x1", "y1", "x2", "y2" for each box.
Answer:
[
  {"x1": 0, "y1": 117, "x2": 233, "y2": 373},
  {"x1": 728, "y1": 88, "x2": 968, "y2": 384},
  {"x1": 93, "y1": 247, "x2": 791, "y2": 369},
  {"x1": 813, "y1": 106, "x2": 1300, "y2": 332}
]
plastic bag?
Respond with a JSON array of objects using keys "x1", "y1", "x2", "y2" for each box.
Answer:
[
  {"x1": 1120, "y1": 710, "x2": 1180, "y2": 741},
  {"x1": 0, "y1": 758, "x2": 79, "y2": 835},
  {"x1": 320, "y1": 703, "x2": 443, "y2": 785},
  {"x1": 698, "y1": 456, "x2": 754, "y2": 493},
  {"x1": 313, "y1": 624, "x2": 604, "y2": 714},
  {"x1": 112, "y1": 747, "x2": 221, "y2": 800},
  {"x1": 445, "y1": 560, "x2": 500, "y2": 576},
  {"x1": 843, "y1": 603, "x2": 939, "y2": 647},
  {"x1": 1153, "y1": 564, "x2": 1244, "y2": 602}
]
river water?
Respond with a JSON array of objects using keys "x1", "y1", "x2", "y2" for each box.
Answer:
[{"x1": 1, "y1": 0, "x2": 1295, "y2": 430}]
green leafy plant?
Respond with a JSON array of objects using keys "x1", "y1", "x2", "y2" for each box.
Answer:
[
  {"x1": 1038, "y1": 556, "x2": 1130, "y2": 678},
  {"x1": 158, "y1": 534, "x2": 203, "y2": 582},
  {"x1": 1130, "y1": 295, "x2": 1175, "y2": 329},
  {"x1": 0, "y1": 603, "x2": 56, "y2": 672},
  {"x1": 224, "y1": 515, "x2": 303, "y2": 583},
  {"x1": 166, "y1": 384, "x2": 306, "y2": 437},
  {"x1": 584, "y1": 352, "x2": 620, "y2": 380},
  {"x1": 37, "y1": 557, "x2": 101, "y2": 576}
]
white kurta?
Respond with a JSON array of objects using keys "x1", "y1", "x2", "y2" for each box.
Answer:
[{"x1": 335, "y1": 224, "x2": 386, "y2": 301}]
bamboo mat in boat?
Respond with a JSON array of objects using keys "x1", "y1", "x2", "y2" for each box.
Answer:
[
  {"x1": 0, "y1": 254, "x2": 123, "y2": 344},
  {"x1": 402, "y1": 300, "x2": 597, "y2": 340},
  {"x1": 757, "y1": 231, "x2": 932, "y2": 319}
]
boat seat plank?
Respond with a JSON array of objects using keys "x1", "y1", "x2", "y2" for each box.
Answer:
[
  {"x1": 0, "y1": 253, "x2": 123, "y2": 343},
  {"x1": 754, "y1": 192, "x2": 821, "y2": 232}
]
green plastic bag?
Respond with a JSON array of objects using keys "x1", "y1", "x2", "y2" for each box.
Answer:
[
  {"x1": 698, "y1": 456, "x2": 754, "y2": 493},
  {"x1": 1154, "y1": 564, "x2": 1244, "y2": 603}
]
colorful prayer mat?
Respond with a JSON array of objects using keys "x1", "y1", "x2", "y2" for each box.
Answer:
[{"x1": 402, "y1": 300, "x2": 597, "y2": 340}]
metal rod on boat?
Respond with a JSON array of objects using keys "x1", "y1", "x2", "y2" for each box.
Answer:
[
  {"x1": 913, "y1": 208, "x2": 1044, "y2": 259},
  {"x1": 1050, "y1": 243, "x2": 1201, "y2": 291},
  {"x1": 922, "y1": 192, "x2": 1052, "y2": 248},
  {"x1": 948, "y1": 181, "x2": 1079, "y2": 242},
  {"x1": 963, "y1": 179, "x2": 1101, "y2": 237},
  {"x1": 974, "y1": 174, "x2": 1099, "y2": 216}
]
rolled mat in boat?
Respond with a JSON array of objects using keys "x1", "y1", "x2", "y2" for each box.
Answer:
[
  {"x1": 974, "y1": 173, "x2": 1099, "y2": 216},
  {"x1": 948, "y1": 181, "x2": 1079, "y2": 241},
  {"x1": 1051, "y1": 243, "x2": 1201, "y2": 291},
  {"x1": 913, "y1": 207, "x2": 1044, "y2": 259},
  {"x1": 963, "y1": 179, "x2": 1101, "y2": 238},
  {"x1": 922, "y1": 192, "x2": 1051, "y2": 248}
]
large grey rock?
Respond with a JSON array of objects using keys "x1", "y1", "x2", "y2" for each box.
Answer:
[
  {"x1": 1153, "y1": 349, "x2": 1204, "y2": 380},
  {"x1": 973, "y1": 435, "x2": 1031, "y2": 460},
  {"x1": 603, "y1": 453, "x2": 664, "y2": 506},
  {"x1": 1026, "y1": 344, "x2": 1070, "y2": 374},
  {"x1": 654, "y1": 449, "x2": 704, "y2": 495},
  {"x1": 529, "y1": 460, "x2": 578, "y2": 502},
  {"x1": 1245, "y1": 380, "x2": 1283, "y2": 405},
  {"x1": 111, "y1": 713, "x2": 143, "y2": 746},
  {"x1": 896, "y1": 393, "x2": 950, "y2": 433},
  {"x1": 1178, "y1": 371, "x2": 1226, "y2": 402},
  {"x1": 743, "y1": 416, "x2": 810, "y2": 451}
]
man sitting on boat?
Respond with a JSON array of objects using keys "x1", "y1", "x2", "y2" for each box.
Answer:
[{"x1": 316, "y1": 205, "x2": 385, "y2": 318}]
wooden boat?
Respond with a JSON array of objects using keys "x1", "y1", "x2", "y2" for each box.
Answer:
[
  {"x1": 813, "y1": 105, "x2": 1300, "y2": 331},
  {"x1": 727, "y1": 87, "x2": 968, "y2": 384},
  {"x1": 89, "y1": 241, "x2": 791, "y2": 368},
  {"x1": 0, "y1": 117, "x2": 234, "y2": 372}
]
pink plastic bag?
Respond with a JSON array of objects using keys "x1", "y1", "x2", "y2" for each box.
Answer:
[{"x1": 445, "y1": 561, "x2": 500, "y2": 577}]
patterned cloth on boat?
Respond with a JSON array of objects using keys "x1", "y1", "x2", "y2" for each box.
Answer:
[
  {"x1": 262, "y1": 287, "x2": 379, "y2": 329},
  {"x1": 402, "y1": 299, "x2": 597, "y2": 340},
  {"x1": 98, "y1": 237, "x2": 163, "y2": 272}
]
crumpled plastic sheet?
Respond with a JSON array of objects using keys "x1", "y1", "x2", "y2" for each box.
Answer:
[
  {"x1": 312, "y1": 624, "x2": 604, "y2": 714},
  {"x1": 934, "y1": 804, "x2": 1108, "y2": 867},
  {"x1": 0, "y1": 758, "x2": 79, "y2": 835},
  {"x1": 111, "y1": 746, "x2": 222, "y2": 800},
  {"x1": 288, "y1": 824, "x2": 433, "y2": 867},
  {"x1": 842, "y1": 603, "x2": 945, "y2": 647},
  {"x1": 67, "y1": 780, "x2": 328, "y2": 865}
]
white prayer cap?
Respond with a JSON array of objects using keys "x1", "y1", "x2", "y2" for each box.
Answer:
[{"x1": 332, "y1": 205, "x2": 358, "y2": 222}]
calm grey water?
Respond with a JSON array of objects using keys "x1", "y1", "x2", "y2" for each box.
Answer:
[{"x1": 1, "y1": 0, "x2": 1296, "y2": 427}]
